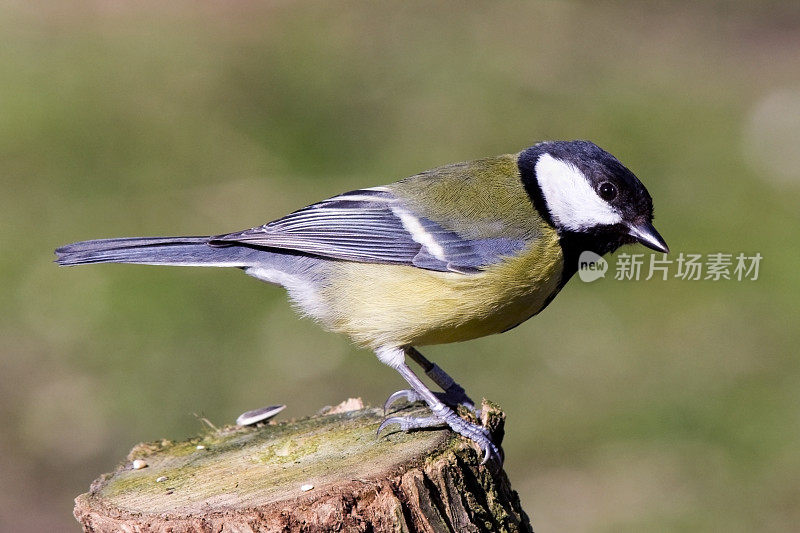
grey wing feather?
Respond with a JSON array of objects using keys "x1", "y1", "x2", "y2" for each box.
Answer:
[{"x1": 209, "y1": 188, "x2": 526, "y2": 273}]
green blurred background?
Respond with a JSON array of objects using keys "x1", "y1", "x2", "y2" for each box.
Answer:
[{"x1": 2, "y1": 1, "x2": 799, "y2": 531}]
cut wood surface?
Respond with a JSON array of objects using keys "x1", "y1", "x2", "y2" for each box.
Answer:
[{"x1": 74, "y1": 399, "x2": 533, "y2": 532}]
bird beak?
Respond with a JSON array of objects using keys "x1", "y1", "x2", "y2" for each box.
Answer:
[{"x1": 626, "y1": 221, "x2": 669, "y2": 253}]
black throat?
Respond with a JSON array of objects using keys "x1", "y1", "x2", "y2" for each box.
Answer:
[{"x1": 557, "y1": 230, "x2": 628, "y2": 285}]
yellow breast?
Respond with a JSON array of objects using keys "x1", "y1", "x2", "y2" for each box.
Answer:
[{"x1": 318, "y1": 225, "x2": 564, "y2": 349}]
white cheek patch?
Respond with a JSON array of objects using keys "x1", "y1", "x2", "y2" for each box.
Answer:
[{"x1": 535, "y1": 153, "x2": 622, "y2": 231}]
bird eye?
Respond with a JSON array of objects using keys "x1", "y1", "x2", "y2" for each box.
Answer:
[{"x1": 598, "y1": 182, "x2": 617, "y2": 201}]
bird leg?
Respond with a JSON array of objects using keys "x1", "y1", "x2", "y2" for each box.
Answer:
[
  {"x1": 376, "y1": 347, "x2": 501, "y2": 464},
  {"x1": 383, "y1": 347, "x2": 478, "y2": 415}
]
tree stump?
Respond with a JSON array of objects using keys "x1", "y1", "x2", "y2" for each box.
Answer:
[{"x1": 74, "y1": 399, "x2": 533, "y2": 532}]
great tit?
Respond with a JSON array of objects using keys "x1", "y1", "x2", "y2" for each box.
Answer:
[{"x1": 56, "y1": 140, "x2": 667, "y2": 463}]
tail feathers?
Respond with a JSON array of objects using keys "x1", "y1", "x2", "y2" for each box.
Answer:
[{"x1": 55, "y1": 236, "x2": 257, "y2": 267}]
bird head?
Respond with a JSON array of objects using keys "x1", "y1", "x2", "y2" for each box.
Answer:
[{"x1": 519, "y1": 140, "x2": 668, "y2": 256}]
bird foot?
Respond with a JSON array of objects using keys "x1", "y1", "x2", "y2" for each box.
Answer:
[{"x1": 378, "y1": 405, "x2": 503, "y2": 465}]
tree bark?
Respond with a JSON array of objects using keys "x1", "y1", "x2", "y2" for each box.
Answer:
[{"x1": 74, "y1": 399, "x2": 533, "y2": 532}]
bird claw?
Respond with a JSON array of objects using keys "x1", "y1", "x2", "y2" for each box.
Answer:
[
  {"x1": 383, "y1": 388, "x2": 479, "y2": 416},
  {"x1": 377, "y1": 410, "x2": 503, "y2": 465},
  {"x1": 383, "y1": 389, "x2": 422, "y2": 414},
  {"x1": 440, "y1": 410, "x2": 503, "y2": 465}
]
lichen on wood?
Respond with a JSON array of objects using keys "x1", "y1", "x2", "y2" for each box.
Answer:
[{"x1": 74, "y1": 400, "x2": 533, "y2": 532}]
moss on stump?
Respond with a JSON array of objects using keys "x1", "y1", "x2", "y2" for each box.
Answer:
[{"x1": 74, "y1": 400, "x2": 533, "y2": 532}]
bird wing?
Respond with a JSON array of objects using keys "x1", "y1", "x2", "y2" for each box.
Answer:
[{"x1": 209, "y1": 187, "x2": 527, "y2": 274}]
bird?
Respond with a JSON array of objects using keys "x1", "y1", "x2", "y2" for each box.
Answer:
[{"x1": 55, "y1": 140, "x2": 668, "y2": 464}]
